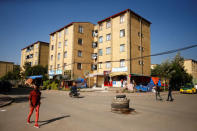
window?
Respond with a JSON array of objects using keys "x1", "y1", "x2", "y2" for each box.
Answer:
[
  {"x1": 120, "y1": 15, "x2": 125, "y2": 23},
  {"x1": 120, "y1": 29, "x2": 125, "y2": 37},
  {"x1": 64, "y1": 63, "x2": 67, "y2": 70},
  {"x1": 35, "y1": 44, "x2": 39, "y2": 48},
  {"x1": 92, "y1": 30, "x2": 98, "y2": 37},
  {"x1": 138, "y1": 46, "x2": 144, "y2": 52},
  {"x1": 106, "y1": 21, "x2": 111, "y2": 28},
  {"x1": 92, "y1": 53, "x2": 97, "y2": 59},
  {"x1": 78, "y1": 26, "x2": 83, "y2": 33},
  {"x1": 51, "y1": 55, "x2": 53, "y2": 61},
  {"x1": 98, "y1": 62, "x2": 102, "y2": 69},
  {"x1": 99, "y1": 24, "x2": 103, "y2": 30},
  {"x1": 120, "y1": 44, "x2": 125, "y2": 52},
  {"x1": 58, "y1": 32, "x2": 61, "y2": 38},
  {"x1": 92, "y1": 42, "x2": 97, "y2": 48},
  {"x1": 65, "y1": 40, "x2": 68, "y2": 46},
  {"x1": 58, "y1": 42, "x2": 61, "y2": 48},
  {"x1": 78, "y1": 50, "x2": 82, "y2": 57},
  {"x1": 120, "y1": 59, "x2": 125, "y2": 67},
  {"x1": 64, "y1": 51, "x2": 67, "y2": 58},
  {"x1": 78, "y1": 38, "x2": 83, "y2": 45},
  {"x1": 106, "y1": 34, "x2": 111, "y2": 41},
  {"x1": 138, "y1": 60, "x2": 144, "y2": 65},
  {"x1": 50, "y1": 65, "x2": 53, "y2": 70},
  {"x1": 35, "y1": 52, "x2": 38, "y2": 57},
  {"x1": 52, "y1": 35, "x2": 54, "y2": 40},
  {"x1": 138, "y1": 32, "x2": 141, "y2": 37},
  {"x1": 51, "y1": 45, "x2": 54, "y2": 50},
  {"x1": 91, "y1": 64, "x2": 97, "y2": 70},
  {"x1": 65, "y1": 28, "x2": 68, "y2": 35},
  {"x1": 57, "y1": 64, "x2": 60, "y2": 69},
  {"x1": 77, "y1": 63, "x2": 82, "y2": 70},
  {"x1": 99, "y1": 36, "x2": 103, "y2": 43},
  {"x1": 106, "y1": 47, "x2": 111, "y2": 55},
  {"x1": 58, "y1": 53, "x2": 61, "y2": 60},
  {"x1": 35, "y1": 61, "x2": 38, "y2": 65},
  {"x1": 98, "y1": 49, "x2": 103, "y2": 56},
  {"x1": 106, "y1": 61, "x2": 111, "y2": 68}
]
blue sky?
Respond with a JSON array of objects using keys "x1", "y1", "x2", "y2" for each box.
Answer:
[{"x1": 0, "y1": 0, "x2": 197, "y2": 65}]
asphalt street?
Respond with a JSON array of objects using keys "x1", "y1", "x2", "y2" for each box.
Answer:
[{"x1": 0, "y1": 90, "x2": 197, "y2": 131}]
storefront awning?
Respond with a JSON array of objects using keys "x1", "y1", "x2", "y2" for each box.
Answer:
[{"x1": 109, "y1": 72, "x2": 128, "y2": 77}]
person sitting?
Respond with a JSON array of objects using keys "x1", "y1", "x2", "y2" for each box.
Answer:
[{"x1": 71, "y1": 82, "x2": 78, "y2": 95}]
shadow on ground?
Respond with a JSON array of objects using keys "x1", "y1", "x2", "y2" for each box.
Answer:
[
  {"x1": 13, "y1": 96, "x2": 45, "y2": 103},
  {"x1": 0, "y1": 87, "x2": 33, "y2": 95},
  {"x1": 38, "y1": 115, "x2": 71, "y2": 127},
  {"x1": 111, "y1": 108, "x2": 137, "y2": 115}
]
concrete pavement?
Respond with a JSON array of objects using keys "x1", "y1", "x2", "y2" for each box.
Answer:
[{"x1": 0, "y1": 90, "x2": 197, "y2": 131}]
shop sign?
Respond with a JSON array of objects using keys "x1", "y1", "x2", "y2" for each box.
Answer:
[
  {"x1": 49, "y1": 70, "x2": 55, "y2": 75},
  {"x1": 112, "y1": 67, "x2": 127, "y2": 72},
  {"x1": 56, "y1": 69, "x2": 62, "y2": 75}
]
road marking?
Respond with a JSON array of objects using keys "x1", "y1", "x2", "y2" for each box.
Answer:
[{"x1": 1, "y1": 109, "x2": 7, "y2": 112}]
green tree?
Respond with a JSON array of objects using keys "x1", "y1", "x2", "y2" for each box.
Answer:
[
  {"x1": 0, "y1": 65, "x2": 21, "y2": 80},
  {"x1": 151, "y1": 53, "x2": 193, "y2": 90}
]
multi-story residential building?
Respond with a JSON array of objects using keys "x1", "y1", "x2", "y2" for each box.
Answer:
[
  {"x1": 184, "y1": 59, "x2": 197, "y2": 84},
  {"x1": 49, "y1": 9, "x2": 151, "y2": 87},
  {"x1": 49, "y1": 22, "x2": 94, "y2": 79},
  {"x1": 0, "y1": 61, "x2": 14, "y2": 78},
  {"x1": 21, "y1": 41, "x2": 49, "y2": 70}
]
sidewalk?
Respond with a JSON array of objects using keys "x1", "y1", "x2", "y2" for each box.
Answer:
[{"x1": 0, "y1": 95, "x2": 14, "y2": 108}]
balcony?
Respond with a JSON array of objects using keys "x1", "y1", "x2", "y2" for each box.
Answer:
[
  {"x1": 92, "y1": 30, "x2": 98, "y2": 37},
  {"x1": 92, "y1": 53, "x2": 97, "y2": 60},
  {"x1": 92, "y1": 42, "x2": 98, "y2": 48}
]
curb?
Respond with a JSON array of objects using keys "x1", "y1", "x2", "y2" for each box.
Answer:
[{"x1": 0, "y1": 97, "x2": 14, "y2": 108}]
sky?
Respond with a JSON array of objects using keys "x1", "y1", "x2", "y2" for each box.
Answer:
[{"x1": 0, "y1": 0, "x2": 197, "y2": 65}]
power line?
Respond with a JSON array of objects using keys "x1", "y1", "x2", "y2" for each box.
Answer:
[{"x1": 48, "y1": 44, "x2": 197, "y2": 70}]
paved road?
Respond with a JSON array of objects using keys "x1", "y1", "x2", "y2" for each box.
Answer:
[{"x1": 0, "y1": 90, "x2": 197, "y2": 131}]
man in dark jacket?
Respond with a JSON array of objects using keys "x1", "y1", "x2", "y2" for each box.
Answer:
[
  {"x1": 167, "y1": 85, "x2": 173, "y2": 101},
  {"x1": 155, "y1": 84, "x2": 162, "y2": 101}
]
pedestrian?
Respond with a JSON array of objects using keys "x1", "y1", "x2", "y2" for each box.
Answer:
[
  {"x1": 155, "y1": 84, "x2": 162, "y2": 101},
  {"x1": 167, "y1": 85, "x2": 173, "y2": 101},
  {"x1": 27, "y1": 82, "x2": 41, "y2": 128},
  {"x1": 121, "y1": 79, "x2": 123, "y2": 88}
]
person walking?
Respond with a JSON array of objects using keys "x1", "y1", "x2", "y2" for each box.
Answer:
[
  {"x1": 27, "y1": 82, "x2": 41, "y2": 128},
  {"x1": 167, "y1": 85, "x2": 173, "y2": 101},
  {"x1": 155, "y1": 84, "x2": 162, "y2": 101}
]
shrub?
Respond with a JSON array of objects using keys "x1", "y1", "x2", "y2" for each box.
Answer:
[{"x1": 51, "y1": 81, "x2": 58, "y2": 90}]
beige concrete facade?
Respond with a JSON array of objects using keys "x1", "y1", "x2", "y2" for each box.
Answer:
[
  {"x1": 184, "y1": 59, "x2": 197, "y2": 84},
  {"x1": 0, "y1": 61, "x2": 14, "y2": 78},
  {"x1": 20, "y1": 41, "x2": 49, "y2": 70},
  {"x1": 49, "y1": 9, "x2": 151, "y2": 87}
]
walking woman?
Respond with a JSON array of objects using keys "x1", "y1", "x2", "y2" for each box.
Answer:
[{"x1": 27, "y1": 81, "x2": 41, "y2": 128}]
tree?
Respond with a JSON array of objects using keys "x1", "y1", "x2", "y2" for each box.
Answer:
[
  {"x1": 151, "y1": 53, "x2": 193, "y2": 90},
  {"x1": 21, "y1": 62, "x2": 48, "y2": 79},
  {"x1": 0, "y1": 65, "x2": 21, "y2": 80}
]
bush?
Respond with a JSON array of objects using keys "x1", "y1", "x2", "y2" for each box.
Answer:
[
  {"x1": 0, "y1": 80, "x2": 12, "y2": 92},
  {"x1": 51, "y1": 81, "x2": 58, "y2": 90}
]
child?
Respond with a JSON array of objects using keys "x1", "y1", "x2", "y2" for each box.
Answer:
[{"x1": 27, "y1": 82, "x2": 41, "y2": 128}]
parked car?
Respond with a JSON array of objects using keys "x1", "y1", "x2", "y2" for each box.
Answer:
[{"x1": 180, "y1": 84, "x2": 196, "y2": 94}]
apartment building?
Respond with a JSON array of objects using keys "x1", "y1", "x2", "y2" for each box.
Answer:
[
  {"x1": 0, "y1": 61, "x2": 14, "y2": 78},
  {"x1": 49, "y1": 9, "x2": 151, "y2": 87},
  {"x1": 48, "y1": 22, "x2": 94, "y2": 79},
  {"x1": 21, "y1": 41, "x2": 49, "y2": 70},
  {"x1": 184, "y1": 59, "x2": 197, "y2": 84}
]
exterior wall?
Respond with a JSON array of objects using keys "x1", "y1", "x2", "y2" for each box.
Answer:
[
  {"x1": 184, "y1": 60, "x2": 197, "y2": 83},
  {"x1": 130, "y1": 13, "x2": 151, "y2": 76},
  {"x1": 72, "y1": 23, "x2": 94, "y2": 79},
  {"x1": 20, "y1": 41, "x2": 49, "y2": 70},
  {"x1": 0, "y1": 61, "x2": 14, "y2": 77},
  {"x1": 49, "y1": 23, "x2": 95, "y2": 79},
  {"x1": 39, "y1": 43, "x2": 49, "y2": 67}
]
